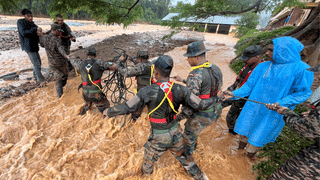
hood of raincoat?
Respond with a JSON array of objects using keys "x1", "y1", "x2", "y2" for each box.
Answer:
[{"x1": 273, "y1": 36, "x2": 304, "y2": 64}]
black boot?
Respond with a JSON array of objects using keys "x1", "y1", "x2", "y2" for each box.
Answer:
[
  {"x1": 56, "y1": 86, "x2": 63, "y2": 98},
  {"x1": 80, "y1": 105, "x2": 89, "y2": 115},
  {"x1": 229, "y1": 129, "x2": 237, "y2": 135},
  {"x1": 238, "y1": 141, "x2": 247, "y2": 150}
]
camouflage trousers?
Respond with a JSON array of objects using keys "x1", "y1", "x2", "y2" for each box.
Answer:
[
  {"x1": 82, "y1": 90, "x2": 110, "y2": 114},
  {"x1": 48, "y1": 65, "x2": 68, "y2": 88},
  {"x1": 183, "y1": 103, "x2": 222, "y2": 157},
  {"x1": 143, "y1": 123, "x2": 201, "y2": 177},
  {"x1": 226, "y1": 99, "x2": 247, "y2": 131},
  {"x1": 267, "y1": 144, "x2": 320, "y2": 180}
]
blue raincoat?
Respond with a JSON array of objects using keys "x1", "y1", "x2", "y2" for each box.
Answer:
[{"x1": 233, "y1": 37, "x2": 313, "y2": 147}]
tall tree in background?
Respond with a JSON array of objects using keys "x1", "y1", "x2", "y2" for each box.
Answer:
[{"x1": 235, "y1": 12, "x2": 260, "y2": 37}]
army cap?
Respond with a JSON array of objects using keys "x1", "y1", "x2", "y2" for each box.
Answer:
[
  {"x1": 154, "y1": 55, "x2": 173, "y2": 73},
  {"x1": 183, "y1": 41, "x2": 209, "y2": 57},
  {"x1": 307, "y1": 65, "x2": 320, "y2": 72},
  {"x1": 137, "y1": 50, "x2": 149, "y2": 59},
  {"x1": 51, "y1": 24, "x2": 63, "y2": 32},
  {"x1": 239, "y1": 45, "x2": 263, "y2": 61},
  {"x1": 86, "y1": 46, "x2": 97, "y2": 56}
]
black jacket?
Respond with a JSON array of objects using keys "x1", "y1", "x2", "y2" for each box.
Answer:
[{"x1": 17, "y1": 19, "x2": 39, "y2": 52}]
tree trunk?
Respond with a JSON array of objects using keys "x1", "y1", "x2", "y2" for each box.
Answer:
[{"x1": 286, "y1": 4, "x2": 320, "y2": 65}]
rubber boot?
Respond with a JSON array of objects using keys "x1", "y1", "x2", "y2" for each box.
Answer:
[
  {"x1": 238, "y1": 141, "x2": 247, "y2": 150},
  {"x1": 193, "y1": 171, "x2": 209, "y2": 180},
  {"x1": 56, "y1": 86, "x2": 63, "y2": 98},
  {"x1": 247, "y1": 152, "x2": 256, "y2": 161}
]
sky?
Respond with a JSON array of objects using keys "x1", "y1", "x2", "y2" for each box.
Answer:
[{"x1": 170, "y1": 0, "x2": 195, "y2": 6}]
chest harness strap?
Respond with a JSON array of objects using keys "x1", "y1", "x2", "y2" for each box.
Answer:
[
  {"x1": 84, "y1": 64, "x2": 102, "y2": 91},
  {"x1": 148, "y1": 81, "x2": 178, "y2": 123}
]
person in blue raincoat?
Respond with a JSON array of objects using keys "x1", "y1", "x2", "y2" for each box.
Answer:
[{"x1": 224, "y1": 36, "x2": 314, "y2": 160}]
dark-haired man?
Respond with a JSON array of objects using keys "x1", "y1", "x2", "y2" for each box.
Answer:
[
  {"x1": 266, "y1": 65, "x2": 320, "y2": 180},
  {"x1": 104, "y1": 55, "x2": 211, "y2": 179},
  {"x1": 222, "y1": 45, "x2": 263, "y2": 135},
  {"x1": 68, "y1": 46, "x2": 112, "y2": 115},
  {"x1": 40, "y1": 24, "x2": 69, "y2": 98},
  {"x1": 46, "y1": 14, "x2": 76, "y2": 71},
  {"x1": 17, "y1": 8, "x2": 45, "y2": 82}
]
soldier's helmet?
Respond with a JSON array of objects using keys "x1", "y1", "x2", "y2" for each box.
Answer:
[
  {"x1": 86, "y1": 46, "x2": 96, "y2": 56},
  {"x1": 137, "y1": 50, "x2": 149, "y2": 60},
  {"x1": 154, "y1": 55, "x2": 173, "y2": 75},
  {"x1": 307, "y1": 65, "x2": 320, "y2": 72},
  {"x1": 183, "y1": 41, "x2": 209, "y2": 57}
]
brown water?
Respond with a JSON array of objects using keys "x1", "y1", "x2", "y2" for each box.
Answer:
[{"x1": 0, "y1": 19, "x2": 257, "y2": 179}]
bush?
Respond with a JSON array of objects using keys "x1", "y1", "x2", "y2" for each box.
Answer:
[
  {"x1": 235, "y1": 26, "x2": 295, "y2": 56},
  {"x1": 253, "y1": 125, "x2": 314, "y2": 180},
  {"x1": 230, "y1": 60, "x2": 245, "y2": 75}
]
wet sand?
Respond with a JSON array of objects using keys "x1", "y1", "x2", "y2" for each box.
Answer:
[{"x1": 0, "y1": 16, "x2": 257, "y2": 180}]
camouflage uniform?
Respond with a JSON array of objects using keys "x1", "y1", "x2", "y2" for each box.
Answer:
[
  {"x1": 105, "y1": 55, "x2": 212, "y2": 179},
  {"x1": 267, "y1": 104, "x2": 320, "y2": 180},
  {"x1": 182, "y1": 62, "x2": 223, "y2": 157},
  {"x1": 116, "y1": 51, "x2": 153, "y2": 120},
  {"x1": 69, "y1": 56, "x2": 111, "y2": 114},
  {"x1": 40, "y1": 32, "x2": 68, "y2": 97},
  {"x1": 46, "y1": 22, "x2": 75, "y2": 70}
]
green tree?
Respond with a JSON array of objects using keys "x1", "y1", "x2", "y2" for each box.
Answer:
[{"x1": 235, "y1": 11, "x2": 259, "y2": 37}]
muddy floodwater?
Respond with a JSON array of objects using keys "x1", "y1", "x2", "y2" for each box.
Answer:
[{"x1": 0, "y1": 16, "x2": 257, "y2": 180}]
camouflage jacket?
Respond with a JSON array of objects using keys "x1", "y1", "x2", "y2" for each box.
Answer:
[
  {"x1": 180, "y1": 62, "x2": 223, "y2": 117},
  {"x1": 268, "y1": 104, "x2": 320, "y2": 179},
  {"x1": 282, "y1": 105, "x2": 320, "y2": 144},
  {"x1": 227, "y1": 64, "x2": 253, "y2": 91},
  {"x1": 117, "y1": 61, "x2": 153, "y2": 90},
  {"x1": 45, "y1": 22, "x2": 74, "y2": 46},
  {"x1": 106, "y1": 80, "x2": 215, "y2": 130},
  {"x1": 40, "y1": 33, "x2": 68, "y2": 67}
]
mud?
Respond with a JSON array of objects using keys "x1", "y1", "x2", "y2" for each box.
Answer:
[{"x1": 0, "y1": 16, "x2": 257, "y2": 180}]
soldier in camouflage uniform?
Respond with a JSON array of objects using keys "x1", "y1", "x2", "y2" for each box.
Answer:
[
  {"x1": 222, "y1": 45, "x2": 263, "y2": 135},
  {"x1": 46, "y1": 14, "x2": 76, "y2": 71},
  {"x1": 110, "y1": 50, "x2": 154, "y2": 121},
  {"x1": 266, "y1": 65, "x2": 320, "y2": 180},
  {"x1": 174, "y1": 41, "x2": 223, "y2": 157},
  {"x1": 68, "y1": 46, "x2": 112, "y2": 115},
  {"x1": 104, "y1": 55, "x2": 212, "y2": 179},
  {"x1": 40, "y1": 24, "x2": 69, "y2": 98}
]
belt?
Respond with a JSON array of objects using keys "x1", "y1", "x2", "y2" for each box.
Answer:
[
  {"x1": 149, "y1": 115, "x2": 176, "y2": 123},
  {"x1": 152, "y1": 123, "x2": 179, "y2": 134},
  {"x1": 82, "y1": 79, "x2": 101, "y2": 86}
]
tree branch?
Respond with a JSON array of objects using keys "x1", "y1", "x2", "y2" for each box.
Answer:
[
  {"x1": 124, "y1": 0, "x2": 140, "y2": 17},
  {"x1": 191, "y1": 0, "x2": 263, "y2": 18}
]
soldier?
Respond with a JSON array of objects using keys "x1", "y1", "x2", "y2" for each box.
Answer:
[
  {"x1": 40, "y1": 24, "x2": 69, "y2": 98},
  {"x1": 266, "y1": 65, "x2": 320, "y2": 179},
  {"x1": 222, "y1": 45, "x2": 263, "y2": 135},
  {"x1": 110, "y1": 50, "x2": 154, "y2": 120},
  {"x1": 103, "y1": 55, "x2": 214, "y2": 179},
  {"x1": 68, "y1": 46, "x2": 112, "y2": 115},
  {"x1": 173, "y1": 41, "x2": 223, "y2": 157},
  {"x1": 17, "y1": 9, "x2": 45, "y2": 82},
  {"x1": 46, "y1": 14, "x2": 76, "y2": 71}
]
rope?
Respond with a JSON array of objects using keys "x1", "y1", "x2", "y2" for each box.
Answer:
[{"x1": 101, "y1": 48, "x2": 135, "y2": 105}]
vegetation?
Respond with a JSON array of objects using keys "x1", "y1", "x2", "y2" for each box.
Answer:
[
  {"x1": 253, "y1": 124, "x2": 314, "y2": 180},
  {"x1": 234, "y1": 12, "x2": 259, "y2": 37}
]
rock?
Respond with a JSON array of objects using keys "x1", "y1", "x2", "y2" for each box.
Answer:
[
  {"x1": 3, "y1": 93, "x2": 10, "y2": 98},
  {"x1": 2, "y1": 74, "x2": 19, "y2": 81}
]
